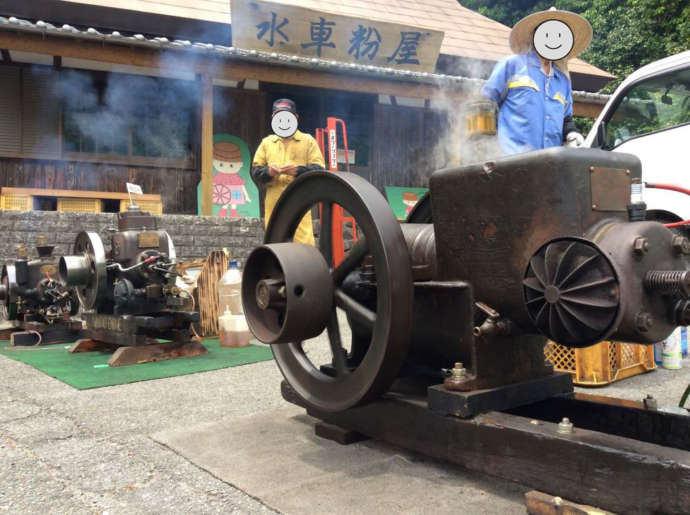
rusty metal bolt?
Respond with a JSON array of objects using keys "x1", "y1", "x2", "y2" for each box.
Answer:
[
  {"x1": 633, "y1": 236, "x2": 649, "y2": 256},
  {"x1": 672, "y1": 235, "x2": 690, "y2": 255},
  {"x1": 450, "y1": 362, "x2": 467, "y2": 380},
  {"x1": 557, "y1": 417, "x2": 574, "y2": 434},
  {"x1": 635, "y1": 311, "x2": 654, "y2": 333},
  {"x1": 643, "y1": 394, "x2": 658, "y2": 410}
]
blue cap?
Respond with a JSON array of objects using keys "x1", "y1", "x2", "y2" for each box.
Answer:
[{"x1": 229, "y1": 259, "x2": 239, "y2": 268}]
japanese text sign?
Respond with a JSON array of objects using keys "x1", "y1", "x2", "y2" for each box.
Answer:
[{"x1": 231, "y1": 0, "x2": 444, "y2": 73}]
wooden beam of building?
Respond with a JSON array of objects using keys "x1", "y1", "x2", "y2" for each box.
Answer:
[
  {"x1": 0, "y1": 31, "x2": 465, "y2": 101},
  {"x1": 573, "y1": 101, "x2": 603, "y2": 119},
  {"x1": 200, "y1": 74, "x2": 214, "y2": 217}
]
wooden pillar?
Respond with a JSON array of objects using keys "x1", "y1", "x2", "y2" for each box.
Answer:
[{"x1": 200, "y1": 74, "x2": 214, "y2": 216}]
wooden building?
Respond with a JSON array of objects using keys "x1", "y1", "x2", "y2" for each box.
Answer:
[{"x1": 0, "y1": 0, "x2": 613, "y2": 215}]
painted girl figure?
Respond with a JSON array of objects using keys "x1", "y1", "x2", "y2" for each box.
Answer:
[{"x1": 212, "y1": 140, "x2": 252, "y2": 218}]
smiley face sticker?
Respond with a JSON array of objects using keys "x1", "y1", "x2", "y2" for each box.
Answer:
[
  {"x1": 533, "y1": 19, "x2": 574, "y2": 61},
  {"x1": 271, "y1": 111, "x2": 298, "y2": 138}
]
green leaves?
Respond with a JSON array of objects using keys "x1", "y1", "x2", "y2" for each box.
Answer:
[{"x1": 461, "y1": 0, "x2": 690, "y2": 93}]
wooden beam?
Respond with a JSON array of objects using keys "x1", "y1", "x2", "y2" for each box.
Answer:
[
  {"x1": 0, "y1": 31, "x2": 463, "y2": 101},
  {"x1": 0, "y1": 31, "x2": 606, "y2": 115},
  {"x1": 1, "y1": 49, "x2": 11, "y2": 63},
  {"x1": 0, "y1": 187, "x2": 161, "y2": 201},
  {"x1": 200, "y1": 74, "x2": 214, "y2": 217},
  {"x1": 573, "y1": 101, "x2": 603, "y2": 119}
]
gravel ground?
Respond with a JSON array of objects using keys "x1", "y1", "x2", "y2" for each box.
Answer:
[{"x1": 1, "y1": 315, "x2": 689, "y2": 513}]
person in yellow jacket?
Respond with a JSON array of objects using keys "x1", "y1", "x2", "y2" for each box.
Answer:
[{"x1": 251, "y1": 98, "x2": 325, "y2": 245}]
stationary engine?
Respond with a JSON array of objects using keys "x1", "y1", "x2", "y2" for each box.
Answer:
[
  {"x1": 59, "y1": 207, "x2": 197, "y2": 347},
  {"x1": 0, "y1": 236, "x2": 81, "y2": 344},
  {"x1": 0, "y1": 238, "x2": 77, "y2": 323},
  {"x1": 242, "y1": 147, "x2": 690, "y2": 413}
]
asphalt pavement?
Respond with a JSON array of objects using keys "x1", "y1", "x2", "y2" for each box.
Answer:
[{"x1": 1, "y1": 328, "x2": 689, "y2": 514}]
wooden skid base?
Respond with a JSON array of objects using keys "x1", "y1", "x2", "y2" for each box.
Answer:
[
  {"x1": 282, "y1": 381, "x2": 690, "y2": 514},
  {"x1": 314, "y1": 421, "x2": 369, "y2": 445},
  {"x1": 0, "y1": 327, "x2": 18, "y2": 340},
  {"x1": 70, "y1": 339, "x2": 208, "y2": 367},
  {"x1": 525, "y1": 490, "x2": 614, "y2": 515}
]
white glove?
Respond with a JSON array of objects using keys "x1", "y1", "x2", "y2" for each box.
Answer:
[{"x1": 565, "y1": 132, "x2": 584, "y2": 148}]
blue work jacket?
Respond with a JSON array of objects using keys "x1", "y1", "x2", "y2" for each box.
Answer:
[{"x1": 481, "y1": 51, "x2": 573, "y2": 155}]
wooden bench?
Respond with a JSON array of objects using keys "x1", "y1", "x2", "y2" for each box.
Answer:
[{"x1": 0, "y1": 187, "x2": 163, "y2": 214}]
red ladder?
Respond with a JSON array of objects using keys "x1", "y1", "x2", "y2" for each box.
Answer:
[{"x1": 315, "y1": 117, "x2": 358, "y2": 267}]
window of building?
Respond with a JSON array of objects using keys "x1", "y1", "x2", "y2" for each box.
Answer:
[{"x1": 0, "y1": 63, "x2": 198, "y2": 168}]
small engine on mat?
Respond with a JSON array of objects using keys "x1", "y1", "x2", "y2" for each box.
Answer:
[
  {"x1": 0, "y1": 236, "x2": 81, "y2": 345},
  {"x1": 59, "y1": 207, "x2": 202, "y2": 362}
]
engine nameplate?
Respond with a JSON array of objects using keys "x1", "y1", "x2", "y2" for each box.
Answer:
[
  {"x1": 590, "y1": 166, "x2": 630, "y2": 211},
  {"x1": 138, "y1": 232, "x2": 160, "y2": 248}
]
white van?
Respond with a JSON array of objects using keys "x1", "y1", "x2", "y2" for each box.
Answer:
[{"x1": 585, "y1": 50, "x2": 690, "y2": 224}]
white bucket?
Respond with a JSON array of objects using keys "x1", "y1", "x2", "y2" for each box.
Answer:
[{"x1": 662, "y1": 328, "x2": 683, "y2": 369}]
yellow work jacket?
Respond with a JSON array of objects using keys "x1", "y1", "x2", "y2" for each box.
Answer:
[{"x1": 252, "y1": 130, "x2": 325, "y2": 245}]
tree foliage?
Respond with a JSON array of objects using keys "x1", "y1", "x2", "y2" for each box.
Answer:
[{"x1": 461, "y1": 0, "x2": 690, "y2": 92}]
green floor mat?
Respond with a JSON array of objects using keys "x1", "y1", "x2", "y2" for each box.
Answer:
[{"x1": 0, "y1": 339, "x2": 273, "y2": 390}]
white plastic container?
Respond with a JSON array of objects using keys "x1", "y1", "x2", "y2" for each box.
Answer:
[
  {"x1": 218, "y1": 309, "x2": 250, "y2": 348},
  {"x1": 218, "y1": 260, "x2": 243, "y2": 315},
  {"x1": 662, "y1": 328, "x2": 683, "y2": 369}
]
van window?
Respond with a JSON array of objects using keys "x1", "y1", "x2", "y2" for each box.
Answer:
[{"x1": 605, "y1": 67, "x2": 690, "y2": 149}]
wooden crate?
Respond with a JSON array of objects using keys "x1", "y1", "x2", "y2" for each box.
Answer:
[
  {"x1": 0, "y1": 193, "x2": 33, "y2": 211},
  {"x1": 57, "y1": 197, "x2": 103, "y2": 213},
  {"x1": 545, "y1": 340, "x2": 656, "y2": 386},
  {"x1": 120, "y1": 199, "x2": 163, "y2": 215}
]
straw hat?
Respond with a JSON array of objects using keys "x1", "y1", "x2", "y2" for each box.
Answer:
[{"x1": 509, "y1": 7, "x2": 592, "y2": 60}]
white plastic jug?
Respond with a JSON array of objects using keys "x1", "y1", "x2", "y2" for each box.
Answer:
[
  {"x1": 219, "y1": 309, "x2": 250, "y2": 348},
  {"x1": 218, "y1": 260, "x2": 243, "y2": 315}
]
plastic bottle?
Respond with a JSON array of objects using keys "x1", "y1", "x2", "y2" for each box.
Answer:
[
  {"x1": 218, "y1": 260, "x2": 243, "y2": 315},
  {"x1": 218, "y1": 260, "x2": 250, "y2": 347},
  {"x1": 662, "y1": 328, "x2": 683, "y2": 370},
  {"x1": 654, "y1": 341, "x2": 664, "y2": 365},
  {"x1": 218, "y1": 308, "x2": 250, "y2": 348}
]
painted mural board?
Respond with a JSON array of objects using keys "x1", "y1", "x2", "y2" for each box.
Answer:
[
  {"x1": 385, "y1": 186, "x2": 429, "y2": 220},
  {"x1": 197, "y1": 134, "x2": 260, "y2": 218},
  {"x1": 231, "y1": 0, "x2": 444, "y2": 73}
]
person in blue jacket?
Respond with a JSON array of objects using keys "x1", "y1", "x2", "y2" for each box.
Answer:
[{"x1": 481, "y1": 7, "x2": 593, "y2": 155}]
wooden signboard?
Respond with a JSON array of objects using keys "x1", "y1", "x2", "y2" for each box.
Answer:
[{"x1": 231, "y1": 0, "x2": 444, "y2": 73}]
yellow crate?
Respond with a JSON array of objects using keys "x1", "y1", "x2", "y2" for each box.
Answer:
[
  {"x1": 545, "y1": 340, "x2": 656, "y2": 386},
  {"x1": 57, "y1": 197, "x2": 103, "y2": 213},
  {"x1": 0, "y1": 193, "x2": 33, "y2": 211},
  {"x1": 120, "y1": 199, "x2": 163, "y2": 215}
]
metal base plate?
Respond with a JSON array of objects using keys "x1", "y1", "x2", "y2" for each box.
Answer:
[{"x1": 428, "y1": 372, "x2": 573, "y2": 418}]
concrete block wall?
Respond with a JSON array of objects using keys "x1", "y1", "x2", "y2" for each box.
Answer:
[{"x1": 0, "y1": 211, "x2": 264, "y2": 264}]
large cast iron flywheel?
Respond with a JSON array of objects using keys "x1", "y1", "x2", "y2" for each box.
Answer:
[
  {"x1": 1, "y1": 265, "x2": 18, "y2": 320},
  {"x1": 243, "y1": 172, "x2": 414, "y2": 413},
  {"x1": 71, "y1": 232, "x2": 108, "y2": 311},
  {"x1": 523, "y1": 238, "x2": 620, "y2": 348}
]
